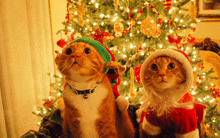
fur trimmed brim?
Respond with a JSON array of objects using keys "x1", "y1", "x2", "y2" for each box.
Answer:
[{"x1": 140, "y1": 49, "x2": 194, "y2": 102}]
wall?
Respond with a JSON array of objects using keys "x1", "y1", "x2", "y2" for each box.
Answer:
[{"x1": 195, "y1": 22, "x2": 220, "y2": 40}]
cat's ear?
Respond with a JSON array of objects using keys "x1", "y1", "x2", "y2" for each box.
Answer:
[
  {"x1": 55, "y1": 50, "x2": 61, "y2": 64},
  {"x1": 104, "y1": 61, "x2": 126, "y2": 75}
]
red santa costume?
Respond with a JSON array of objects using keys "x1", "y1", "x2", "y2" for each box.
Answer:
[{"x1": 136, "y1": 49, "x2": 206, "y2": 138}]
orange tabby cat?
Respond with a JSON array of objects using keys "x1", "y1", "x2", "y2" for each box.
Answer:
[
  {"x1": 55, "y1": 39, "x2": 135, "y2": 138},
  {"x1": 137, "y1": 49, "x2": 202, "y2": 138},
  {"x1": 141, "y1": 56, "x2": 187, "y2": 114}
]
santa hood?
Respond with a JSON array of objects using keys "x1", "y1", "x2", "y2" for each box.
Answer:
[{"x1": 140, "y1": 49, "x2": 194, "y2": 103}]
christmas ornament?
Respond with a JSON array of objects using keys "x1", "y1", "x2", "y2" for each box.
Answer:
[
  {"x1": 163, "y1": 0, "x2": 173, "y2": 10},
  {"x1": 90, "y1": 28, "x2": 111, "y2": 43},
  {"x1": 44, "y1": 101, "x2": 53, "y2": 109},
  {"x1": 168, "y1": 35, "x2": 182, "y2": 47},
  {"x1": 79, "y1": 17, "x2": 85, "y2": 26},
  {"x1": 114, "y1": 20, "x2": 124, "y2": 35},
  {"x1": 76, "y1": 3, "x2": 87, "y2": 16},
  {"x1": 114, "y1": 0, "x2": 118, "y2": 11},
  {"x1": 141, "y1": 16, "x2": 161, "y2": 37},
  {"x1": 134, "y1": 64, "x2": 142, "y2": 85},
  {"x1": 70, "y1": 32, "x2": 74, "y2": 41},
  {"x1": 57, "y1": 39, "x2": 68, "y2": 48},
  {"x1": 129, "y1": 67, "x2": 137, "y2": 98},
  {"x1": 158, "y1": 18, "x2": 163, "y2": 25}
]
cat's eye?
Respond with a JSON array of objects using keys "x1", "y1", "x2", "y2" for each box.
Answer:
[
  {"x1": 84, "y1": 48, "x2": 91, "y2": 54},
  {"x1": 65, "y1": 48, "x2": 72, "y2": 55},
  {"x1": 151, "y1": 64, "x2": 158, "y2": 71},
  {"x1": 168, "y1": 62, "x2": 175, "y2": 70}
]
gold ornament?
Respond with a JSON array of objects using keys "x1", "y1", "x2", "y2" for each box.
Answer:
[
  {"x1": 114, "y1": 20, "x2": 124, "y2": 35},
  {"x1": 76, "y1": 3, "x2": 87, "y2": 16},
  {"x1": 129, "y1": 67, "x2": 137, "y2": 98},
  {"x1": 141, "y1": 16, "x2": 160, "y2": 37},
  {"x1": 79, "y1": 17, "x2": 85, "y2": 26},
  {"x1": 114, "y1": 0, "x2": 119, "y2": 11}
]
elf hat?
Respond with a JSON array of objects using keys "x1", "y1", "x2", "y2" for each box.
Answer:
[
  {"x1": 140, "y1": 49, "x2": 194, "y2": 102},
  {"x1": 66, "y1": 37, "x2": 112, "y2": 64},
  {"x1": 65, "y1": 37, "x2": 120, "y2": 98}
]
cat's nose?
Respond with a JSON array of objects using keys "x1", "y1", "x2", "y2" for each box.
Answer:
[
  {"x1": 71, "y1": 53, "x2": 80, "y2": 58},
  {"x1": 159, "y1": 74, "x2": 165, "y2": 77}
]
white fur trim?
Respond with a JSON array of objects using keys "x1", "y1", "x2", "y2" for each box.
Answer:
[
  {"x1": 175, "y1": 129, "x2": 199, "y2": 138},
  {"x1": 140, "y1": 49, "x2": 194, "y2": 101},
  {"x1": 135, "y1": 109, "x2": 142, "y2": 123},
  {"x1": 142, "y1": 117, "x2": 161, "y2": 136},
  {"x1": 116, "y1": 96, "x2": 129, "y2": 112}
]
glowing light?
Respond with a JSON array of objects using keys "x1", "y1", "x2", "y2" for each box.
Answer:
[
  {"x1": 169, "y1": 30, "x2": 173, "y2": 33},
  {"x1": 100, "y1": 14, "x2": 104, "y2": 18},
  {"x1": 159, "y1": 44, "x2": 163, "y2": 48},
  {"x1": 191, "y1": 91, "x2": 196, "y2": 95},
  {"x1": 130, "y1": 44, "x2": 133, "y2": 49},
  {"x1": 198, "y1": 98, "x2": 202, "y2": 102},
  {"x1": 123, "y1": 54, "x2": 127, "y2": 58},
  {"x1": 120, "y1": 6, "x2": 123, "y2": 9},
  {"x1": 91, "y1": 0, "x2": 95, "y2": 3},
  {"x1": 101, "y1": 22, "x2": 104, "y2": 26},
  {"x1": 38, "y1": 122, "x2": 41, "y2": 125},
  {"x1": 141, "y1": 52, "x2": 145, "y2": 56},
  {"x1": 125, "y1": 96, "x2": 129, "y2": 100},
  {"x1": 48, "y1": 97, "x2": 51, "y2": 100},
  {"x1": 85, "y1": 28, "x2": 88, "y2": 30},
  {"x1": 106, "y1": 15, "x2": 110, "y2": 18},
  {"x1": 58, "y1": 93, "x2": 61, "y2": 96},
  {"x1": 123, "y1": 81, "x2": 127, "y2": 85},
  {"x1": 210, "y1": 98, "x2": 215, "y2": 103},
  {"x1": 130, "y1": 33, "x2": 132, "y2": 37},
  {"x1": 71, "y1": 29, "x2": 74, "y2": 32},
  {"x1": 137, "y1": 21, "x2": 141, "y2": 24},
  {"x1": 143, "y1": 43, "x2": 146, "y2": 47},
  {"x1": 75, "y1": 11, "x2": 78, "y2": 15},
  {"x1": 175, "y1": 18, "x2": 178, "y2": 22},
  {"x1": 180, "y1": 19, "x2": 183, "y2": 22},
  {"x1": 193, "y1": 67, "x2": 197, "y2": 71},
  {"x1": 93, "y1": 22, "x2": 96, "y2": 26},
  {"x1": 193, "y1": 51, "x2": 196, "y2": 54},
  {"x1": 95, "y1": 3, "x2": 99, "y2": 8}
]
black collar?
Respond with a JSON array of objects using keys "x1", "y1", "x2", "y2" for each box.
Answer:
[{"x1": 69, "y1": 85, "x2": 97, "y2": 99}]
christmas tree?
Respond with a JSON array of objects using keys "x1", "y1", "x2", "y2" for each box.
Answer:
[{"x1": 34, "y1": 0, "x2": 220, "y2": 137}]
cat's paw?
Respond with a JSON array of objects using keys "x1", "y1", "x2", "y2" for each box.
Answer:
[{"x1": 116, "y1": 96, "x2": 129, "y2": 112}]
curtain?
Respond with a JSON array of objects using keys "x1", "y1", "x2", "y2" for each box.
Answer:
[{"x1": 0, "y1": 0, "x2": 54, "y2": 137}]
